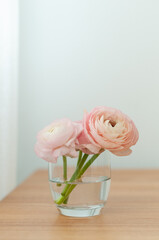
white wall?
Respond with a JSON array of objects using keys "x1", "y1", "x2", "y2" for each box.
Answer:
[
  {"x1": 0, "y1": 0, "x2": 19, "y2": 199},
  {"x1": 18, "y1": 0, "x2": 159, "y2": 184}
]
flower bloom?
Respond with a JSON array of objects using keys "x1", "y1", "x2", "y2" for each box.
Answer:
[
  {"x1": 35, "y1": 118, "x2": 83, "y2": 162},
  {"x1": 77, "y1": 106, "x2": 139, "y2": 156}
]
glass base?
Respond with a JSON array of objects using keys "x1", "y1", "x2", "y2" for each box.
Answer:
[{"x1": 57, "y1": 204, "x2": 104, "y2": 218}]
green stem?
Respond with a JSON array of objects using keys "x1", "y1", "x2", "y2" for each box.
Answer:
[
  {"x1": 56, "y1": 183, "x2": 62, "y2": 187},
  {"x1": 62, "y1": 184, "x2": 77, "y2": 202},
  {"x1": 78, "y1": 154, "x2": 99, "y2": 178},
  {"x1": 76, "y1": 150, "x2": 82, "y2": 167},
  {"x1": 63, "y1": 154, "x2": 99, "y2": 202},
  {"x1": 55, "y1": 154, "x2": 88, "y2": 204},
  {"x1": 55, "y1": 154, "x2": 99, "y2": 205},
  {"x1": 63, "y1": 151, "x2": 82, "y2": 204},
  {"x1": 62, "y1": 154, "x2": 88, "y2": 195},
  {"x1": 63, "y1": 196, "x2": 68, "y2": 204},
  {"x1": 56, "y1": 184, "x2": 77, "y2": 205},
  {"x1": 63, "y1": 156, "x2": 67, "y2": 181}
]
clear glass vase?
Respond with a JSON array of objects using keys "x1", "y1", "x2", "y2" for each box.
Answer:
[{"x1": 48, "y1": 151, "x2": 111, "y2": 217}]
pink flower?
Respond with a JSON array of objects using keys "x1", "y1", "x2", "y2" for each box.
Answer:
[
  {"x1": 35, "y1": 119, "x2": 83, "y2": 162},
  {"x1": 77, "y1": 106, "x2": 139, "y2": 156}
]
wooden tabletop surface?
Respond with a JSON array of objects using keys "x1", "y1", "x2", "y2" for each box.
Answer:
[{"x1": 0, "y1": 169, "x2": 159, "y2": 240}]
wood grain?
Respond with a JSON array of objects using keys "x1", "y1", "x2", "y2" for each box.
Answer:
[{"x1": 0, "y1": 169, "x2": 159, "y2": 240}]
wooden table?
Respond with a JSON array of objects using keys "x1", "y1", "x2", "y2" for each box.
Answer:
[{"x1": 0, "y1": 170, "x2": 159, "y2": 240}]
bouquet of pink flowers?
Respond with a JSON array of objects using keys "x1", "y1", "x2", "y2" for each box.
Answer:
[{"x1": 35, "y1": 106, "x2": 139, "y2": 205}]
